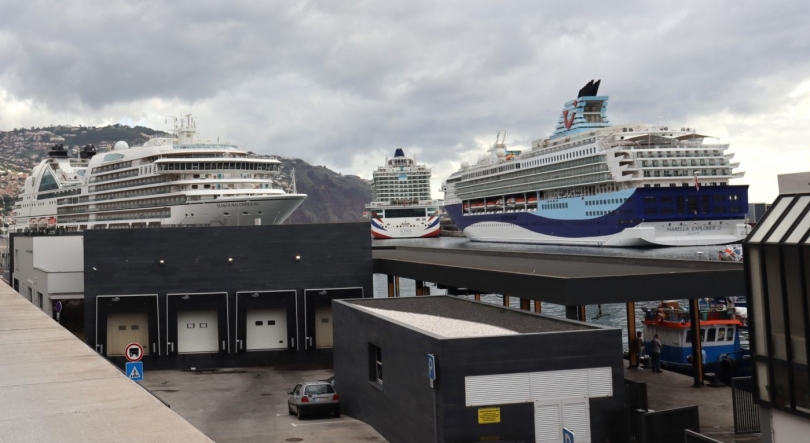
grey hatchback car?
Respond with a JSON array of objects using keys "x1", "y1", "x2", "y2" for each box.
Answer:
[{"x1": 288, "y1": 381, "x2": 340, "y2": 419}]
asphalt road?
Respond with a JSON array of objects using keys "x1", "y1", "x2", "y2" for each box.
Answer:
[{"x1": 141, "y1": 365, "x2": 387, "y2": 443}]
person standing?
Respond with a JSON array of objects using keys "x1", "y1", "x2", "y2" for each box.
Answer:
[
  {"x1": 632, "y1": 331, "x2": 645, "y2": 370},
  {"x1": 651, "y1": 333, "x2": 663, "y2": 373}
]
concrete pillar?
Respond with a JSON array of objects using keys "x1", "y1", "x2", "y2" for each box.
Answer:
[
  {"x1": 395, "y1": 276, "x2": 401, "y2": 297},
  {"x1": 534, "y1": 301, "x2": 542, "y2": 313},
  {"x1": 520, "y1": 298, "x2": 530, "y2": 311},
  {"x1": 387, "y1": 275, "x2": 395, "y2": 298},
  {"x1": 627, "y1": 302, "x2": 638, "y2": 368},
  {"x1": 689, "y1": 298, "x2": 704, "y2": 387},
  {"x1": 474, "y1": 294, "x2": 481, "y2": 301},
  {"x1": 415, "y1": 280, "x2": 425, "y2": 296},
  {"x1": 503, "y1": 295, "x2": 510, "y2": 307}
]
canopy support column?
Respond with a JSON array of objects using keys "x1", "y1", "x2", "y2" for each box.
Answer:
[
  {"x1": 627, "y1": 302, "x2": 638, "y2": 368},
  {"x1": 689, "y1": 298, "x2": 704, "y2": 387}
]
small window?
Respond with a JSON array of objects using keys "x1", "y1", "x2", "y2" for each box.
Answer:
[
  {"x1": 369, "y1": 343, "x2": 383, "y2": 386},
  {"x1": 726, "y1": 328, "x2": 735, "y2": 341},
  {"x1": 118, "y1": 325, "x2": 126, "y2": 331},
  {"x1": 267, "y1": 320, "x2": 276, "y2": 325},
  {"x1": 200, "y1": 323, "x2": 208, "y2": 328},
  {"x1": 187, "y1": 323, "x2": 195, "y2": 328},
  {"x1": 707, "y1": 328, "x2": 716, "y2": 342},
  {"x1": 321, "y1": 318, "x2": 329, "y2": 324},
  {"x1": 717, "y1": 328, "x2": 726, "y2": 341},
  {"x1": 255, "y1": 321, "x2": 263, "y2": 326},
  {"x1": 685, "y1": 330, "x2": 692, "y2": 343},
  {"x1": 131, "y1": 325, "x2": 139, "y2": 331}
]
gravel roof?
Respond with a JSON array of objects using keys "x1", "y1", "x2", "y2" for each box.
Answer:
[
  {"x1": 348, "y1": 296, "x2": 588, "y2": 335},
  {"x1": 354, "y1": 305, "x2": 519, "y2": 338}
]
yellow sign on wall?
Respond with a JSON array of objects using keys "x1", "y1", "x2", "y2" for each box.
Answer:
[{"x1": 477, "y1": 407, "x2": 501, "y2": 424}]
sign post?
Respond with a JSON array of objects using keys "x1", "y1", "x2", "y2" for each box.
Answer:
[
  {"x1": 427, "y1": 354, "x2": 436, "y2": 388},
  {"x1": 563, "y1": 427, "x2": 575, "y2": 443},
  {"x1": 124, "y1": 343, "x2": 144, "y2": 382},
  {"x1": 54, "y1": 301, "x2": 62, "y2": 323}
]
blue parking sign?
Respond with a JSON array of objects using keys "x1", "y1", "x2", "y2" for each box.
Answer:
[
  {"x1": 563, "y1": 427, "x2": 574, "y2": 443},
  {"x1": 125, "y1": 361, "x2": 144, "y2": 382},
  {"x1": 427, "y1": 354, "x2": 436, "y2": 381}
]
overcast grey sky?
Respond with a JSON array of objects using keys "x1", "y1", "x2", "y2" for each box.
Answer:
[{"x1": 1, "y1": 0, "x2": 808, "y2": 202}]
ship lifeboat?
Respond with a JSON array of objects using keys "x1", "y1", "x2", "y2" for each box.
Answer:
[
  {"x1": 527, "y1": 196, "x2": 538, "y2": 206},
  {"x1": 470, "y1": 202, "x2": 485, "y2": 212},
  {"x1": 29, "y1": 218, "x2": 37, "y2": 228},
  {"x1": 463, "y1": 203, "x2": 469, "y2": 211},
  {"x1": 37, "y1": 217, "x2": 47, "y2": 228},
  {"x1": 47, "y1": 216, "x2": 57, "y2": 228},
  {"x1": 485, "y1": 199, "x2": 499, "y2": 208},
  {"x1": 506, "y1": 198, "x2": 516, "y2": 207}
]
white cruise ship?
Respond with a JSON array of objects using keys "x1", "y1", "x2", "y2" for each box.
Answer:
[
  {"x1": 12, "y1": 116, "x2": 306, "y2": 231},
  {"x1": 366, "y1": 149, "x2": 442, "y2": 239},
  {"x1": 442, "y1": 80, "x2": 749, "y2": 246}
]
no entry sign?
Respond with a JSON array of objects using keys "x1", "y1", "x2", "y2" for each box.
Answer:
[{"x1": 124, "y1": 343, "x2": 144, "y2": 362}]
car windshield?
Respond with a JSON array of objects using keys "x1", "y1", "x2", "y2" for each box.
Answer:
[{"x1": 304, "y1": 384, "x2": 335, "y2": 395}]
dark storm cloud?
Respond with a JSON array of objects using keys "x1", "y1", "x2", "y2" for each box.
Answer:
[{"x1": 1, "y1": 0, "x2": 809, "y2": 175}]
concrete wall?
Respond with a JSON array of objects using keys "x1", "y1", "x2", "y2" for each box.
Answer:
[
  {"x1": 334, "y1": 299, "x2": 626, "y2": 443},
  {"x1": 83, "y1": 223, "x2": 372, "y2": 369},
  {"x1": 777, "y1": 172, "x2": 810, "y2": 194}
]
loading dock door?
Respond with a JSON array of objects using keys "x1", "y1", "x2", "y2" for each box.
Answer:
[
  {"x1": 314, "y1": 306, "x2": 333, "y2": 348},
  {"x1": 246, "y1": 309, "x2": 287, "y2": 350},
  {"x1": 177, "y1": 311, "x2": 219, "y2": 354},
  {"x1": 107, "y1": 313, "x2": 150, "y2": 356}
]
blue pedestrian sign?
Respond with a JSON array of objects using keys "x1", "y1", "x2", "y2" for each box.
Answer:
[
  {"x1": 427, "y1": 354, "x2": 436, "y2": 381},
  {"x1": 125, "y1": 362, "x2": 143, "y2": 382},
  {"x1": 563, "y1": 427, "x2": 575, "y2": 443}
]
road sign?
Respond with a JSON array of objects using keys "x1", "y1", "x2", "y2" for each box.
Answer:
[
  {"x1": 427, "y1": 354, "x2": 436, "y2": 381},
  {"x1": 124, "y1": 343, "x2": 144, "y2": 362},
  {"x1": 54, "y1": 301, "x2": 63, "y2": 313},
  {"x1": 125, "y1": 361, "x2": 143, "y2": 382},
  {"x1": 563, "y1": 427, "x2": 574, "y2": 443}
]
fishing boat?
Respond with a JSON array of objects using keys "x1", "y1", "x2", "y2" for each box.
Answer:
[{"x1": 642, "y1": 301, "x2": 750, "y2": 379}]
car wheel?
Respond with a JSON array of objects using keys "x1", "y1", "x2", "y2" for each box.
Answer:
[
  {"x1": 297, "y1": 407, "x2": 304, "y2": 420},
  {"x1": 288, "y1": 403, "x2": 294, "y2": 415},
  {"x1": 334, "y1": 408, "x2": 341, "y2": 418}
]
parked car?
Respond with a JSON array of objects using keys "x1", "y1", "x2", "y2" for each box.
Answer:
[{"x1": 288, "y1": 381, "x2": 340, "y2": 419}]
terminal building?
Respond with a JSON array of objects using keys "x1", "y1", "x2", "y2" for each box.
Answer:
[
  {"x1": 333, "y1": 296, "x2": 625, "y2": 443},
  {"x1": 9, "y1": 223, "x2": 372, "y2": 369},
  {"x1": 745, "y1": 191, "x2": 810, "y2": 442}
]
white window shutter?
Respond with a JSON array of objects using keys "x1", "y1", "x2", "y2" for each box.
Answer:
[
  {"x1": 562, "y1": 397, "x2": 591, "y2": 443},
  {"x1": 534, "y1": 400, "x2": 562, "y2": 443}
]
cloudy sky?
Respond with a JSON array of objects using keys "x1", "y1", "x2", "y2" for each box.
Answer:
[{"x1": 1, "y1": 0, "x2": 808, "y2": 202}]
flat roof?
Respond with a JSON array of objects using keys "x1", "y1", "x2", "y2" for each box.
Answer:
[
  {"x1": 0, "y1": 283, "x2": 213, "y2": 443},
  {"x1": 373, "y1": 247, "x2": 745, "y2": 304},
  {"x1": 346, "y1": 296, "x2": 592, "y2": 338}
]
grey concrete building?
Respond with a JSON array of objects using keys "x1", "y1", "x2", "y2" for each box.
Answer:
[{"x1": 333, "y1": 296, "x2": 625, "y2": 443}]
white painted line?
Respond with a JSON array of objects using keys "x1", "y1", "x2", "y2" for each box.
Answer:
[{"x1": 290, "y1": 419, "x2": 356, "y2": 427}]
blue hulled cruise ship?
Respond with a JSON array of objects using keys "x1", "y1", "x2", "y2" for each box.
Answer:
[{"x1": 441, "y1": 80, "x2": 749, "y2": 246}]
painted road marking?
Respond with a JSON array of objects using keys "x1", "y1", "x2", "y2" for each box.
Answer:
[{"x1": 290, "y1": 418, "x2": 357, "y2": 427}]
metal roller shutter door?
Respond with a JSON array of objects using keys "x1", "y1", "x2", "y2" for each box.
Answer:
[
  {"x1": 315, "y1": 306, "x2": 333, "y2": 349},
  {"x1": 107, "y1": 312, "x2": 149, "y2": 356},
  {"x1": 178, "y1": 311, "x2": 219, "y2": 354},
  {"x1": 246, "y1": 309, "x2": 287, "y2": 350}
]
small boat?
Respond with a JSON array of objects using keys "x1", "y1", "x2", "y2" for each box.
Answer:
[
  {"x1": 28, "y1": 218, "x2": 37, "y2": 228},
  {"x1": 642, "y1": 301, "x2": 750, "y2": 381},
  {"x1": 506, "y1": 198, "x2": 516, "y2": 207},
  {"x1": 47, "y1": 217, "x2": 57, "y2": 228},
  {"x1": 37, "y1": 217, "x2": 47, "y2": 228}
]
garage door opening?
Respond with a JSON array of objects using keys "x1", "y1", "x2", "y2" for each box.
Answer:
[
  {"x1": 178, "y1": 310, "x2": 219, "y2": 354},
  {"x1": 107, "y1": 312, "x2": 150, "y2": 356},
  {"x1": 246, "y1": 309, "x2": 287, "y2": 350}
]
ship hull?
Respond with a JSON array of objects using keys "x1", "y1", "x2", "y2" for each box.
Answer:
[
  {"x1": 445, "y1": 185, "x2": 749, "y2": 247},
  {"x1": 371, "y1": 216, "x2": 442, "y2": 239},
  {"x1": 13, "y1": 194, "x2": 305, "y2": 230}
]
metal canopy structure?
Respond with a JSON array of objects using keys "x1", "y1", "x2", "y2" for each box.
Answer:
[{"x1": 372, "y1": 246, "x2": 745, "y2": 305}]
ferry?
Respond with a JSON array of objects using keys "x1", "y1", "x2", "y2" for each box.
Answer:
[
  {"x1": 642, "y1": 301, "x2": 749, "y2": 378},
  {"x1": 366, "y1": 149, "x2": 442, "y2": 239},
  {"x1": 442, "y1": 80, "x2": 749, "y2": 246},
  {"x1": 12, "y1": 115, "x2": 306, "y2": 231}
]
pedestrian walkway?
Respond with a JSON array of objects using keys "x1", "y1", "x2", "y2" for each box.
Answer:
[{"x1": 0, "y1": 282, "x2": 212, "y2": 443}]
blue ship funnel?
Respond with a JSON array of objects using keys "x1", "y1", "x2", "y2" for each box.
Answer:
[
  {"x1": 393, "y1": 148, "x2": 406, "y2": 158},
  {"x1": 551, "y1": 79, "x2": 611, "y2": 139}
]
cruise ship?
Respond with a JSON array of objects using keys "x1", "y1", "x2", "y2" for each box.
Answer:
[
  {"x1": 366, "y1": 149, "x2": 442, "y2": 239},
  {"x1": 12, "y1": 116, "x2": 306, "y2": 231},
  {"x1": 442, "y1": 80, "x2": 749, "y2": 246}
]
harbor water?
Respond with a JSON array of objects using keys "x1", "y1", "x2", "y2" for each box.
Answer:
[{"x1": 372, "y1": 237, "x2": 748, "y2": 349}]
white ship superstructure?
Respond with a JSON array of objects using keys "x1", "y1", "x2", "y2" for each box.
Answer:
[
  {"x1": 442, "y1": 80, "x2": 750, "y2": 246},
  {"x1": 366, "y1": 149, "x2": 441, "y2": 239},
  {"x1": 12, "y1": 116, "x2": 306, "y2": 231}
]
